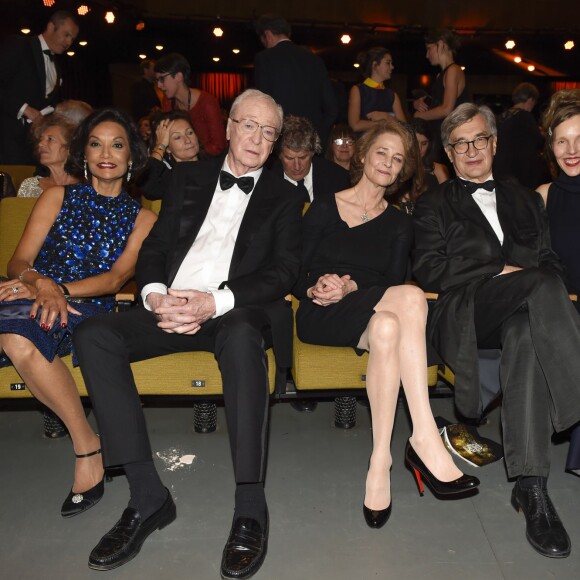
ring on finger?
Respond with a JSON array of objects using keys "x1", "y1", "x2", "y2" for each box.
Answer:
[{"x1": 11, "y1": 286, "x2": 20, "y2": 294}]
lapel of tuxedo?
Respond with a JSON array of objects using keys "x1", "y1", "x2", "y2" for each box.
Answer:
[
  {"x1": 31, "y1": 38, "x2": 47, "y2": 96},
  {"x1": 494, "y1": 182, "x2": 514, "y2": 246},
  {"x1": 168, "y1": 166, "x2": 218, "y2": 284},
  {"x1": 228, "y1": 171, "x2": 277, "y2": 278}
]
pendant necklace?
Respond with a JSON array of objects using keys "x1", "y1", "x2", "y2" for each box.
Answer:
[{"x1": 354, "y1": 187, "x2": 382, "y2": 223}]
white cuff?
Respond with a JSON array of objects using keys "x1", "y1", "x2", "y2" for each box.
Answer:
[
  {"x1": 209, "y1": 288, "x2": 235, "y2": 318},
  {"x1": 141, "y1": 283, "x2": 167, "y2": 310},
  {"x1": 17, "y1": 103, "x2": 28, "y2": 120}
]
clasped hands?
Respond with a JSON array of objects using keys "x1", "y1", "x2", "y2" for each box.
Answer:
[
  {"x1": 307, "y1": 274, "x2": 357, "y2": 307},
  {"x1": 148, "y1": 288, "x2": 216, "y2": 334}
]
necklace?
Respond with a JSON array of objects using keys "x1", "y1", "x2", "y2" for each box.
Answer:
[
  {"x1": 354, "y1": 187, "x2": 384, "y2": 222},
  {"x1": 174, "y1": 87, "x2": 192, "y2": 111}
]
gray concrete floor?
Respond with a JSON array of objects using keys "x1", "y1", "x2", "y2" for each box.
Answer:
[{"x1": 1, "y1": 397, "x2": 579, "y2": 580}]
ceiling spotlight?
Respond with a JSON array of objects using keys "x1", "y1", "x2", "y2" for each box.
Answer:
[
  {"x1": 77, "y1": 5, "x2": 90, "y2": 16},
  {"x1": 527, "y1": 65, "x2": 535, "y2": 71},
  {"x1": 212, "y1": 57, "x2": 220, "y2": 62},
  {"x1": 213, "y1": 27, "x2": 224, "y2": 38},
  {"x1": 341, "y1": 34, "x2": 352, "y2": 45},
  {"x1": 514, "y1": 56, "x2": 522, "y2": 63},
  {"x1": 136, "y1": 21, "x2": 146, "y2": 31},
  {"x1": 564, "y1": 40, "x2": 575, "y2": 50},
  {"x1": 505, "y1": 39, "x2": 516, "y2": 50},
  {"x1": 67, "y1": 51, "x2": 75, "y2": 56},
  {"x1": 232, "y1": 48, "x2": 240, "y2": 54},
  {"x1": 105, "y1": 11, "x2": 115, "y2": 24},
  {"x1": 353, "y1": 63, "x2": 360, "y2": 68},
  {"x1": 21, "y1": 28, "x2": 31, "y2": 34},
  {"x1": 79, "y1": 41, "x2": 88, "y2": 46},
  {"x1": 43, "y1": 0, "x2": 56, "y2": 6},
  {"x1": 138, "y1": 54, "x2": 147, "y2": 60},
  {"x1": 155, "y1": 45, "x2": 164, "y2": 51},
  {"x1": 460, "y1": 66, "x2": 466, "y2": 71}
]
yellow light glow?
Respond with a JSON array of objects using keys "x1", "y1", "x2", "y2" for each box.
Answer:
[
  {"x1": 213, "y1": 27, "x2": 224, "y2": 38},
  {"x1": 565, "y1": 40, "x2": 575, "y2": 50},
  {"x1": 138, "y1": 54, "x2": 147, "y2": 60},
  {"x1": 461, "y1": 66, "x2": 466, "y2": 70},
  {"x1": 527, "y1": 65, "x2": 535, "y2": 72},
  {"x1": 79, "y1": 41, "x2": 88, "y2": 46},
  {"x1": 232, "y1": 49, "x2": 240, "y2": 54},
  {"x1": 514, "y1": 56, "x2": 522, "y2": 63},
  {"x1": 505, "y1": 40, "x2": 516, "y2": 50},
  {"x1": 212, "y1": 57, "x2": 220, "y2": 62},
  {"x1": 43, "y1": 0, "x2": 55, "y2": 6},
  {"x1": 341, "y1": 34, "x2": 351, "y2": 45},
  {"x1": 155, "y1": 45, "x2": 164, "y2": 51},
  {"x1": 77, "y1": 5, "x2": 90, "y2": 16},
  {"x1": 67, "y1": 51, "x2": 75, "y2": 56},
  {"x1": 21, "y1": 28, "x2": 31, "y2": 35},
  {"x1": 353, "y1": 63, "x2": 360, "y2": 68},
  {"x1": 105, "y1": 11, "x2": 115, "y2": 24}
]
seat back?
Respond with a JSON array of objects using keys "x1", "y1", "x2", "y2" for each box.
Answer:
[
  {"x1": 0, "y1": 165, "x2": 36, "y2": 191},
  {"x1": 0, "y1": 197, "x2": 37, "y2": 275}
]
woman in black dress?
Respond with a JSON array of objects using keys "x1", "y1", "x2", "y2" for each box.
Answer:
[{"x1": 294, "y1": 120, "x2": 479, "y2": 529}]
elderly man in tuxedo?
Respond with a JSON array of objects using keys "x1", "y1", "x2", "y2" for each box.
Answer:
[
  {"x1": 413, "y1": 103, "x2": 580, "y2": 559},
  {"x1": 74, "y1": 89, "x2": 302, "y2": 578},
  {"x1": 0, "y1": 10, "x2": 79, "y2": 164}
]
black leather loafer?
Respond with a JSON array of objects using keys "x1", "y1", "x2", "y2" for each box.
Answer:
[
  {"x1": 88, "y1": 489, "x2": 176, "y2": 570},
  {"x1": 220, "y1": 514, "x2": 268, "y2": 579},
  {"x1": 511, "y1": 478, "x2": 571, "y2": 558}
]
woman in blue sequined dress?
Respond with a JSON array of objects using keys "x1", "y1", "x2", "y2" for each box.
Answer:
[{"x1": 0, "y1": 109, "x2": 156, "y2": 517}]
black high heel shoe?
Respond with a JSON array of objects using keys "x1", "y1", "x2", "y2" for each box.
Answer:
[
  {"x1": 61, "y1": 449, "x2": 106, "y2": 518},
  {"x1": 363, "y1": 503, "x2": 392, "y2": 529},
  {"x1": 404, "y1": 440, "x2": 480, "y2": 497}
]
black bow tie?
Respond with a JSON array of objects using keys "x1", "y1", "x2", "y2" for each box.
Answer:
[
  {"x1": 219, "y1": 171, "x2": 254, "y2": 195},
  {"x1": 462, "y1": 179, "x2": 495, "y2": 195},
  {"x1": 43, "y1": 49, "x2": 55, "y2": 62}
]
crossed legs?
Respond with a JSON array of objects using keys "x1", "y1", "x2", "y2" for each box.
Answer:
[{"x1": 358, "y1": 285, "x2": 461, "y2": 510}]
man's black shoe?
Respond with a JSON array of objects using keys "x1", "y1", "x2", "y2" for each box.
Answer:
[
  {"x1": 220, "y1": 514, "x2": 268, "y2": 579},
  {"x1": 511, "y1": 478, "x2": 571, "y2": 558},
  {"x1": 88, "y1": 489, "x2": 176, "y2": 570},
  {"x1": 289, "y1": 398, "x2": 318, "y2": 412}
]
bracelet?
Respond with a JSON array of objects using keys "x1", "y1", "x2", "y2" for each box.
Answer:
[
  {"x1": 58, "y1": 283, "x2": 70, "y2": 298},
  {"x1": 155, "y1": 143, "x2": 167, "y2": 150},
  {"x1": 18, "y1": 267, "x2": 37, "y2": 281}
]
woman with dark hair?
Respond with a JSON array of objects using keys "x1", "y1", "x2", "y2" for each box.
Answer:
[
  {"x1": 413, "y1": 29, "x2": 467, "y2": 162},
  {"x1": 0, "y1": 108, "x2": 156, "y2": 517},
  {"x1": 348, "y1": 47, "x2": 406, "y2": 136},
  {"x1": 139, "y1": 110, "x2": 201, "y2": 200},
  {"x1": 410, "y1": 118, "x2": 449, "y2": 188},
  {"x1": 155, "y1": 52, "x2": 226, "y2": 157},
  {"x1": 294, "y1": 120, "x2": 479, "y2": 529},
  {"x1": 325, "y1": 124, "x2": 356, "y2": 171},
  {"x1": 18, "y1": 113, "x2": 79, "y2": 197},
  {"x1": 537, "y1": 89, "x2": 580, "y2": 476}
]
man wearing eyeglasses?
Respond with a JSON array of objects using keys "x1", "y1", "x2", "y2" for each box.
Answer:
[
  {"x1": 74, "y1": 89, "x2": 302, "y2": 578},
  {"x1": 413, "y1": 103, "x2": 580, "y2": 559}
]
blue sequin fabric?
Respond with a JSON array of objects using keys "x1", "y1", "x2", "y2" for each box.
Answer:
[{"x1": 0, "y1": 183, "x2": 141, "y2": 367}]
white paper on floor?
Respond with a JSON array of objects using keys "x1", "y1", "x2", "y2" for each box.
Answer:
[{"x1": 155, "y1": 447, "x2": 197, "y2": 471}]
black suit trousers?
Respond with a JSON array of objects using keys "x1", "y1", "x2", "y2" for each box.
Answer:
[
  {"x1": 74, "y1": 306, "x2": 273, "y2": 483},
  {"x1": 472, "y1": 268, "x2": 580, "y2": 477}
]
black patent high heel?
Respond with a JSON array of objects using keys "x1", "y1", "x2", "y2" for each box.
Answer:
[
  {"x1": 404, "y1": 440, "x2": 480, "y2": 497},
  {"x1": 363, "y1": 458, "x2": 392, "y2": 528},
  {"x1": 61, "y1": 449, "x2": 106, "y2": 518}
]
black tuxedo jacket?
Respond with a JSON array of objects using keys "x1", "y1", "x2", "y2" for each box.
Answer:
[
  {"x1": 270, "y1": 156, "x2": 351, "y2": 200},
  {"x1": 254, "y1": 41, "x2": 338, "y2": 145},
  {"x1": 0, "y1": 34, "x2": 62, "y2": 164},
  {"x1": 412, "y1": 177, "x2": 564, "y2": 416},
  {"x1": 135, "y1": 158, "x2": 303, "y2": 366}
]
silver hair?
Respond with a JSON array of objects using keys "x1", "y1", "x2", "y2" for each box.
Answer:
[
  {"x1": 229, "y1": 89, "x2": 283, "y2": 130},
  {"x1": 441, "y1": 103, "x2": 497, "y2": 148}
]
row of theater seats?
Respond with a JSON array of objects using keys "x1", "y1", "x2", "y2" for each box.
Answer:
[{"x1": 0, "y1": 196, "x2": 441, "y2": 433}]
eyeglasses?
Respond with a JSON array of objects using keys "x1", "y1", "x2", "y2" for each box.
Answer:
[
  {"x1": 156, "y1": 73, "x2": 172, "y2": 85},
  {"x1": 334, "y1": 138, "x2": 355, "y2": 146},
  {"x1": 230, "y1": 118, "x2": 280, "y2": 142},
  {"x1": 448, "y1": 135, "x2": 493, "y2": 154}
]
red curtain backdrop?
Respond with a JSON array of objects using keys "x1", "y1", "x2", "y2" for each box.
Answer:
[
  {"x1": 551, "y1": 81, "x2": 580, "y2": 92},
  {"x1": 195, "y1": 72, "x2": 250, "y2": 108}
]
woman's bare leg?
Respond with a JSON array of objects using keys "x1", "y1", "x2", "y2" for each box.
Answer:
[{"x1": 1, "y1": 334, "x2": 104, "y2": 492}]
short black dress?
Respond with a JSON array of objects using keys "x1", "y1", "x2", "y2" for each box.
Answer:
[{"x1": 294, "y1": 195, "x2": 413, "y2": 349}]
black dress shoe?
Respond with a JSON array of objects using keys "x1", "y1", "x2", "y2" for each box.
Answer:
[
  {"x1": 511, "y1": 478, "x2": 571, "y2": 558},
  {"x1": 220, "y1": 513, "x2": 268, "y2": 579},
  {"x1": 88, "y1": 489, "x2": 176, "y2": 571},
  {"x1": 363, "y1": 503, "x2": 392, "y2": 529},
  {"x1": 289, "y1": 398, "x2": 318, "y2": 412}
]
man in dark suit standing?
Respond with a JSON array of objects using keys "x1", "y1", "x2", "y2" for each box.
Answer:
[
  {"x1": 413, "y1": 103, "x2": 580, "y2": 559},
  {"x1": 131, "y1": 59, "x2": 161, "y2": 122},
  {"x1": 74, "y1": 89, "x2": 302, "y2": 578},
  {"x1": 271, "y1": 115, "x2": 351, "y2": 204},
  {"x1": 254, "y1": 14, "x2": 338, "y2": 148},
  {"x1": 0, "y1": 10, "x2": 79, "y2": 164}
]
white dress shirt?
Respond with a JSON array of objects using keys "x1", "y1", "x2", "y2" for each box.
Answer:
[
  {"x1": 463, "y1": 177, "x2": 504, "y2": 245},
  {"x1": 141, "y1": 160, "x2": 263, "y2": 318},
  {"x1": 283, "y1": 164, "x2": 313, "y2": 201}
]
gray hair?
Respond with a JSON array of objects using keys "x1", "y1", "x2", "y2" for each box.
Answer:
[
  {"x1": 441, "y1": 103, "x2": 497, "y2": 148},
  {"x1": 278, "y1": 115, "x2": 321, "y2": 154},
  {"x1": 230, "y1": 89, "x2": 283, "y2": 130}
]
